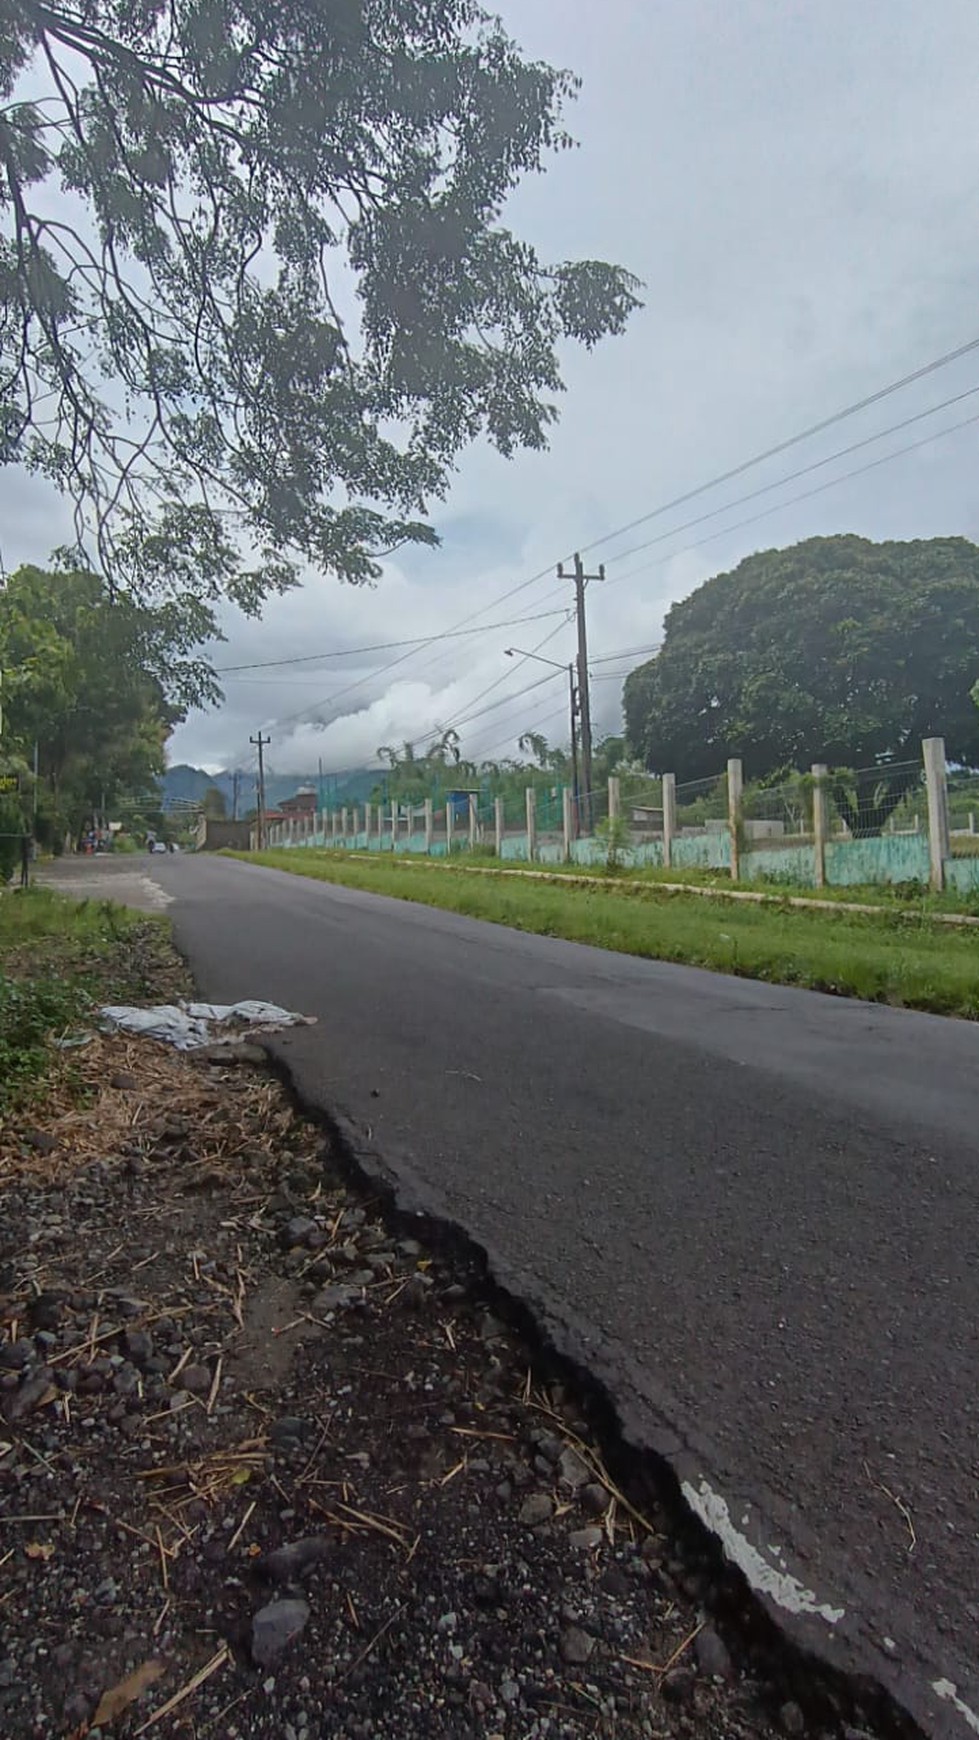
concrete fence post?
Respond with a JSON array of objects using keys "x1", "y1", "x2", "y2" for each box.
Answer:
[
  {"x1": 366, "y1": 802, "x2": 375, "y2": 845},
  {"x1": 468, "y1": 792, "x2": 478, "y2": 851},
  {"x1": 494, "y1": 796, "x2": 504, "y2": 858},
  {"x1": 608, "y1": 775, "x2": 621, "y2": 821},
  {"x1": 811, "y1": 764, "x2": 829, "y2": 888},
  {"x1": 662, "y1": 773, "x2": 676, "y2": 869},
  {"x1": 562, "y1": 786, "x2": 574, "y2": 860},
  {"x1": 525, "y1": 787, "x2": 537, "y2": 862},
  {"x1": 331, "y1": 810, "x2": 339, "y2": 843},
  {"x1": 390, "y1": 800, "x2": 398, "y2": 851},
  {"x1": 446, "y1": 798, "x2": 454, "y2": 853},
  {"x1": 727, "y1": 757, "x2": 744, "y2": 880},
  {"x1": 923, "y1": 736, "x2": 949, "y2": 892},
  {"x1": 341, "y1": 806, "x2": 349, "y2": 843},
  {"x1": 424, "y1": 797, "x2": 434, "y2": 854}
]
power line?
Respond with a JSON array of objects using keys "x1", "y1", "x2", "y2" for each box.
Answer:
[
  {"x1": 605, "y1": 402, "x2": 979, "y2": 592},
  {"x1": 589, "y1": 643, "x2": 662, "y2": 665},
  {"x1": 435, "y1": 618, "x2": 571, "y2": 739},
  {"x1": 213, "y1": 606, "x2": 571, "y2": 675},
  {"x1": 571, "y1": 330, "x2": 979, "y2": 565},
  {"x1": 597, "y1": 379, "x2": 979, "y2": 575},
  {"x1": 441, "y1": 662, "x2": 566, "y2": 736}
]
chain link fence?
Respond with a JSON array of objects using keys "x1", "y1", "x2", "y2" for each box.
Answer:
[
  {"x1": 827, "y1": 760, "x2": 923, "y2": 839},
  {"x1": 742, "y1": 776, "x2": 814, "y2": 846},
  {"x1": 674, "y1": 774, "x2": 727, "y2": 838}
]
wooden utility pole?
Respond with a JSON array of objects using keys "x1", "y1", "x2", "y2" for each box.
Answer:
[
  {"x1": 558, "y1": 553, "x2": 604, "y2": 831},
  {"x1": 250, "y1": 732, "x2": 270, "y2": 848}
]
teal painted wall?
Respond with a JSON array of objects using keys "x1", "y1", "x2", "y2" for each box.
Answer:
[
  {"x1": 673, "y1": 832, "x2": 731, "y2": 871},
  {"x1": 742, "y1": 844, "x2": 816, "y2": 885},
  {"x1": 943, "y1": 856, "x2": 979, "y2": 895},
  {"x1": 823, "y1": 833, "x2": 929, "y2": 887},
  {"x1": 275, "y1": 820, "x2": 976, "y2": 904}
]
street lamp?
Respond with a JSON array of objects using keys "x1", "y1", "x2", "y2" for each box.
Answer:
[{"x1": 504, "y1": 648, "x2": 580, "y2": 837}]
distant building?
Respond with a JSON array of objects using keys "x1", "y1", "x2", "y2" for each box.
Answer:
[{"x1": 280, "y1": 787, "x2": 318, "y2": 817}]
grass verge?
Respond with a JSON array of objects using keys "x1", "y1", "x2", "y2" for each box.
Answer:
[
  {"x1": 411, "y1": 849, "x2": 979, "y2": 918},
  {"x1": 0, "y1": 888, "x2": 181, "y2": 1117},
  {"x1": 233, "y1": 848, "x2": 979, "y2": 1019}
]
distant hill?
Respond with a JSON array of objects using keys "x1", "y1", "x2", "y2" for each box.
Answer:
[{"x1": 162, "y1": 763, "x2": 377, "y2": 814}]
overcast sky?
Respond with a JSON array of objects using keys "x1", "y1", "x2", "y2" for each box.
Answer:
[{"x1": 6, "y1": 0, "x2": 979, "y2": 779}]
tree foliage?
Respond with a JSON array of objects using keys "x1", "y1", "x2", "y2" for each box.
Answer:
[
  {"x1": 0, "y1": 563, "x2": 212, "y2": 841},
  {"x1": 625, "y1": 536, "x2": 979, "y2": 825},
  {"x1": 1, "y1": 0, "x2": 639, "y2": 625},
  {"x1": 370, "y1": 725, "x2": 623, "y2": 814}
]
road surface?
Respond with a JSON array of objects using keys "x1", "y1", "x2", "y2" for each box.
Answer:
[{"x1": 54, "y1": 854, "x2": 979, "y2": 1734}]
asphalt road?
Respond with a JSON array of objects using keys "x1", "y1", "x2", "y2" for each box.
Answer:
[{"x1": 64, "y1": 854, "x2": 979, "y2": 1734}]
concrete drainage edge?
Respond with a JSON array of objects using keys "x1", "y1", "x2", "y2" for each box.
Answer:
[{"x1": 262, "y1": 1043, "x2": 927, "y2": 1740}]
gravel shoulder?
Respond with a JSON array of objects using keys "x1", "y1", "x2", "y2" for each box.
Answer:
[{"x1": 1, "y1": 1006, "x2": 889, "y2": 1740}]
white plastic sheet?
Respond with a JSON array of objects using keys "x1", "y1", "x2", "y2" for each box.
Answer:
[{"x1": 99, "y1": 1000, "x2": 315, "y2": 1051}]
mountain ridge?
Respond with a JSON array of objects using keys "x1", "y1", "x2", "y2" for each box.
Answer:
[{"x1": 162, "y1": 763, "x2": 378, "y2": 813}]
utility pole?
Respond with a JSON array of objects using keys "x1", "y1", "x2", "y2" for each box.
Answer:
[
  {"x1": 568, "y1": 664, "x2": 581, "y2": 838},
  {"x1": 250, "y1": 732, "x2": 270, "y2": 848},
  {"x1": 558, "y1": 552, "x2": 604, "y2": 831}
]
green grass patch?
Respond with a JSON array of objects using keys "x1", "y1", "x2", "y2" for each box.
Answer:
[
  {"x1": 0, "y1": 888, "x2": 176, "y2": 1117},
  {"x1": 233, "y1": 848, "x2": 979, "y2": 1020},
  {"x1": 352, "y1": 846, "x2": 979, "y2": 919}
]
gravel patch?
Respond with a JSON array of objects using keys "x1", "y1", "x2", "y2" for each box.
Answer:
[{"x1": 0, "y1": 1028, "x2": 889, "y2": 1739}]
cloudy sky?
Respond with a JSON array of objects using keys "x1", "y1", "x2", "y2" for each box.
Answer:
[{"x1": 6, "y1": 0, "x2": 979, "y2": 780}]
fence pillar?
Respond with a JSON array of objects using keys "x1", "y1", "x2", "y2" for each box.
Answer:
[
  {"x1": 811, "y1": 764, "x2": 828, "y2": 888},
  {"x1": 562, "y1": 786, "x2": 574, "y2": 860},
  {"x1": 424, "y1": 798, "x2": 434, "y2": 854},
  {"x1": 330, "y1": 810, "x2": 338, "y2": 843},
  {"x1": 923, "y1": 736, "x2": 949, "y2": 892},
  {"x1": 525, "y1": 787, "x2": 537, "y2": 862},
  {"x1": 446, "y1": 799, "x2": 454, "y2": 853},
  {"x1": 494, "y1": 796, "x2": 504, "y2": 858},
  {"x1": 468, "y1": 793, "x2": 478, "y2": 850},
  {"x1": 662, "y1": 773, "x2": 676, "y2": 869},
  {"x1": 608, "y1": 775, "x2": 621, "y2": 821},
  {"x1": 339, "y1": 806, "x2": 347, "y2": 843},
  {"x1": 390, "y1": 800, "x2": 398, "y2": 851},
  {"x1": 727, "y1": 757, "x2": 743, "y2": 880}
]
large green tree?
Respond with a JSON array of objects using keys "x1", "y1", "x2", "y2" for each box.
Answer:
[
  {"x1": 624, "y1": 535, "x2": 979, "y2": 832},
  {"x1": 1, "y1": 1, "x2": 639, "y2": 627},
  {"x1": 0, "y1": 563, "x2": 213, "y2": 841}
]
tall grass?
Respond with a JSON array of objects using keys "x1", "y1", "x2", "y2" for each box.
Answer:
[{"x1": 0, "y1": 889, "x2": 146, "y2": 1114}]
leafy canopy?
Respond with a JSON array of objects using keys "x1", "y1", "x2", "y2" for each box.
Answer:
[
  {"x1": 0, "y1": 0, "x2": 639, "y2": 625},
  {"x1": 625, "y1": 535, "x2": 979, "y2": 792},
  {"x1": 0, "y1": 563, "x2": 211, "y2": 840}
]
